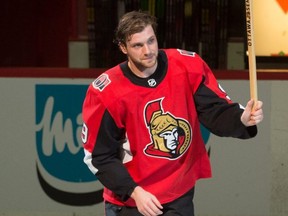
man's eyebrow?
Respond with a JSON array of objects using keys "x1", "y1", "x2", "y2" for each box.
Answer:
[
  {"x1": 131, "y1": 42, "x2": 143, "y2": 46},
  {"x1": 129, "y1": 35, "x2": 155, "y2": 46}
]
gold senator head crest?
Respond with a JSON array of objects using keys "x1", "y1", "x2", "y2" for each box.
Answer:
[{"x1": 143, "y1": 98, "x2": 192, "y2": 159}]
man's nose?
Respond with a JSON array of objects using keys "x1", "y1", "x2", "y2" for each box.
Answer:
[{"x1": 142, "y1": 44, "x2": 151, "y2": 54}]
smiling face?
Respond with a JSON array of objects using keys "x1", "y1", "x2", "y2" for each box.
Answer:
[{"x1": 119, "y1": 25, "x2": 159, "y2": 78}]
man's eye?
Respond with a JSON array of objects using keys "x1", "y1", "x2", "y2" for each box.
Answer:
[{"x1": 148, "y1": 38, "x2": 155, "y2": 44}]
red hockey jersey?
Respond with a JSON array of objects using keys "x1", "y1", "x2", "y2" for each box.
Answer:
[{"x1": 81, "y1": 49, "x2": 257, "y2": 206}]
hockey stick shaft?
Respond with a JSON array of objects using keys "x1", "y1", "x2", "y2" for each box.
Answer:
[{"x1": 245, "y1": 0, "x2": 258, "y2": 106}]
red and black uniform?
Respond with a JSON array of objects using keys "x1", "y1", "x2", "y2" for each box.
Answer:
[{"x1": 81, "y1": 49, "x2": 257, "y2": 207}]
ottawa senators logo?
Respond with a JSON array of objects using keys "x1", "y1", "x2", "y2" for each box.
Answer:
[
  {"x1": 143, "y1": 98, "x2": 192, "y2": 160},
  {"x1": 92, "y1": 73, "x2": 111, "y2": 92}
]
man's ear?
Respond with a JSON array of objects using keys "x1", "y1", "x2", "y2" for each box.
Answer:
[{"x1": 119, "y1": 43, "x2": 127, "y2": 54}]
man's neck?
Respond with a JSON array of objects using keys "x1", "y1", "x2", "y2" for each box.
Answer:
[{"x1": 128, "y1": 61, "x2": 158, "y2": 78}]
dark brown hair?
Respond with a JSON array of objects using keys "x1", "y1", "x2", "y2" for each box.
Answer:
[{"x1": 114, "y1": 11, "x2": 157, "y2": 46}]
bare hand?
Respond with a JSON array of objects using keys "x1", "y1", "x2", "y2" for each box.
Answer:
[
  {"x1": 241, "y1": 99, "x2": 263, "y2": 126},
  {"x1": 131, "y1": 186, "x2": 163, "y2": 216}
]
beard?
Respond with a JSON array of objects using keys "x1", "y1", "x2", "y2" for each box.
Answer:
[{"x1": 134, "y1": 53, "x2": 158, "y2": 71}]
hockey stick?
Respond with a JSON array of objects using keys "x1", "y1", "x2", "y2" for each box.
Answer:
[{"x1": 245, "y1": 0, "x2": 258, "y2": 108}]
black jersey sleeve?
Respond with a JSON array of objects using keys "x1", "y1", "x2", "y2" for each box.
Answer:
[
  {"x1": 194, "y1": 79, "x2": 257, "y2": 139},
  {"x1": 91, "y1": 109, "x2": 138, "y2": 201}
]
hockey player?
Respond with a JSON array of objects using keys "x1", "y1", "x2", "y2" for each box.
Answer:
[{"x1": 81, "y1": 11, "x2": 263, "y2": 216}]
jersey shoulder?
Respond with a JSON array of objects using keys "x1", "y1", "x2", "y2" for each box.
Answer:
[
  {"x1": 89, "y1": 65, "x2": 124, "y2": 94},
  {"x1": 85, "y1": 64, "x2": 129, "y2": 109},
  {"x1": 163, "y1": 49, "x2": 206, "y2": 76},
  {"x1": 163, "y1": 48, "x2": 200, "y2": 61},
  {"x1": 164, "y1": 49, "x2": 204, "y2": 67}
]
